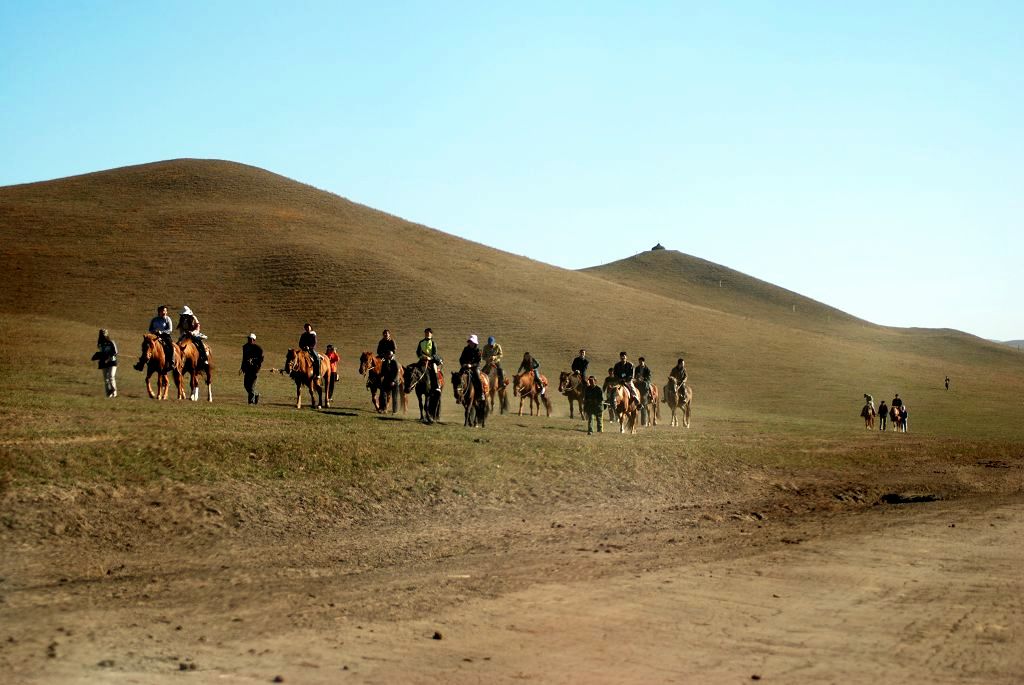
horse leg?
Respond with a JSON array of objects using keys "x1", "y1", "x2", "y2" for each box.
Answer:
[{"x1": 295, "y1": 382, "x2": 302, "y2": 409}]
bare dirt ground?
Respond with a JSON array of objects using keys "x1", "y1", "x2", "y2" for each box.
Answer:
[{"x1": 2, "y1": 476, "x2": 1023, "y2": 684}]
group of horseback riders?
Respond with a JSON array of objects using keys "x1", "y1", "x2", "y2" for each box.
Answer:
[
  {"x1": 145, "y1": 304, "x2": 210, "y2": 371},
  {"x1": 862, "y1": 392, "x2": 909, "y2": 432}
]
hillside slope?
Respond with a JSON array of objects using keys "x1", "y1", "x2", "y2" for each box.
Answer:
[{"x1": 2, "y1": 159, "x2": 1021, "y2": 430}]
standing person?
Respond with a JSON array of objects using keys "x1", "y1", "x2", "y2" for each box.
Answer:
[
  {"x1": 299, "y1": 322, "x2": 320, "y2": 378},
  {"x1": 482, "y1": 336, "x2": 504, "y2": 385},
  {"x1": 325, "y1": 344, "x2": 340, "y2": 403},
  {"x1": 634, "y1": 357, "x2": 653, "y2": 423},
  {"x1": 148, "y1": 305, "x2": 175, "y2": 369},
  {"x1": 416, "y1": 328, "x2": 440, "y2": 394},
  {"x1": 518, "y1": 352, "x2": 544, "y2": 395},
  {"x1": 376, "y1": 329, "x2": 396, "y2": 360},
  {"x1": 602, "y1": 367, "x2": 618, "y2": 420},
  {"x1": 240, "y1": 333, "x2": 263, "y2": 404},
  {"x1": 583, "y1": 376, "x2": 605, "y2": 435},
  {"x1": 91, "y1": 329, "x2": 118, "y2": 397},
  {"x1": 945, "y1": 376, "x2": 950, "y2": 391},
  {"x1": 571, "y1": 349, "x2": 589, "y2": 380},
  {"x1": 459, "y1": 334, "x2": 485, "y2": 400},
  {"x1": 614, "y1": 352, "x2": 639, "y2": 403},
  {"x1": 379, "y1": 349, "x2": 400, "y2": 411},
  {"x1": 878, "y1": 399, "x2": 889, "y2": 431}
]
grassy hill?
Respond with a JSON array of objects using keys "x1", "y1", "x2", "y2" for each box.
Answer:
[{"x1": 1, "y1": 158, "x2": 1022, "y2": 438}]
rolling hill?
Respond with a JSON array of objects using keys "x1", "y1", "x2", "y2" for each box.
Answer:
[{"x1": 1, "y1": 158, "x2": 1021, "y2": 432}]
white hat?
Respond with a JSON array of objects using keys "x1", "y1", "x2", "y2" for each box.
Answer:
[
  {"x1": 468, "y1": 334, "x2": 478, "y2": 344},
  {"x1": 248, "y1": 333, "x2": 256, "y2": 339},
  {"x1": 181, "y1": 305, "x2": 193, "y2": 315}
]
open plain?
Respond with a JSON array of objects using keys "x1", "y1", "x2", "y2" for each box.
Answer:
[{"x1": 2, "y1": 160, "x2": 1023, "y2": 683}]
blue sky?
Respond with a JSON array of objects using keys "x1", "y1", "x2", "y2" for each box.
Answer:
[{"x1": 2, "y1": 1, "x2": 1021, "y2": 340}]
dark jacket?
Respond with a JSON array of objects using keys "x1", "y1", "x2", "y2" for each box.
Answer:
[
  {"x1": 634, "y1": 364, "x2": 652, "y2": 383},
  {"x1": 583, "y1": 385, "x2": 604, "y2": 414},
  {"x1": 91, "y1": 340, "x2": 118, "y2": 369},
  {"x1": 380, "y1": 357, "x2": 400, "y2": 385},
  {"x1": 669, "y1": 365, "x2": 687, "y2": 384},
  {"x1": 376, "y1": 337, "x2": 396, "y2": 359},
  {"x1": 518, "y1": 357, "x2": 540, "y2": 373},
  {"x1": 241, "y1": 342, "x2": 264, "y2": 374},
  {"x1": 299, "y1": 331, "x2": 317, "y2": 350},
  {"x1": 459, "y1": 345, "x2": 481, "y2": 367},
  {"x1": 571, "y1": 356, "x2": 589, "y2": 376},
  {"x1": 613, "y1": 360, "x2": 634, "y2": 381}
]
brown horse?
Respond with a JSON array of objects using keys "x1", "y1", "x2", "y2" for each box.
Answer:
[
  {"x1": 482, "y1": 361, "x2": 510, "y2": 414},
  {"x1": 283, "y1": 348, "x2": 330, "y2": 409},
  {"x1": 662, "y1": 378, "x2": 693, "y2": 428},
  {"x1": 608, "y1": 384, "x2": 639, "y2": 434},
  {"x1": 451, "y1": 367, "x2": 490, "y2": 427},
  {"x1": 512, "y1": 372, "x2": 552, "y2": 417},
  {"x1": 178, "y1": 338, "x2": 213, "y2": 402},
  {"x1": 861, "y1": 403, "x2": 876, "y2": 430},
  {"x1": 403, "y1": 361, "x2": 443, "y2": 423},
  {"x1": 358, "y1": 351, "x2": 406, "y2": 414},
  {"x1": 133, "y1": 334, "x2": 182, "y2": 400},
  {"x1": 890, "y1": 404, "x2": 908, "y2": 433},
  {"x1": 558, "y1": 371, "x2": 586, "y2": 419}
]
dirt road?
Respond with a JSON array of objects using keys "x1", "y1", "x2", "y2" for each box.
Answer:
[{"x1": 2, "y1": 491, "x2": 1021, "y2": 684}]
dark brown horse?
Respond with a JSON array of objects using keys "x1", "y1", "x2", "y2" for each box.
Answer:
[
  {"x1": 403, "y1": 361, "x2": 443, "y2": 423},
  {"x1": 662, "y1": 378, "x2": 693, "y2": 428},
  {"x1": 358, "y1": 351, "x2": 406, "y2": 414},
  {"x1": 482, "y1": 361, "x2": 509, "y2": 414},
  {"x1": 178, "y1": 338, "x2": 213, "y2": 402},
  {"x1": 558, "y1": 371, "x2": 585, "y2": 419},
  {"x1": 512, "y1": 372, "x2": 552, "y2": 417},
  {"x1": 133, "y1": 333, "x2": 181, "y2": 400},
  {"x1": 451, "y1": 367, "x2": 490, "y2": 427},
  {"x1": 861, "y1": 403, "x2": 876, "y2": 430},
  {"x1": 283, "y1": 348, "x2": 330, "y2": 409}
]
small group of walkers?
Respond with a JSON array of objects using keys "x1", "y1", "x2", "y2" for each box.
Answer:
[{"x1": 862, "y1": 393, "x2": 909, "y2": 432}]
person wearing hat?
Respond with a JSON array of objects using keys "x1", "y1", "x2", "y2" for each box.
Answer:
[
  {"x1": 459, "y1": 334, "x2": 485, "y2": 401},
  {"x1": 177, "y1": 305, "x2": 209, "y2": 368},
  {"x1": 240, "y1": 333, "x2": 264, "y2": 404},
  {"x1": 91, "y1": 328, "x2": 119, "y2": 397},
  {"x1": 481, "y1": 335, "x2": 504, "y2": 385}
]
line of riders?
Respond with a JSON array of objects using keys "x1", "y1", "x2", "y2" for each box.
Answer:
[
  {"x1": 129, "y1": 306, "x2": 692, "y2": 425},
  {"x1": 861, "y1": 393, "x2": 909, "y2": 432}
]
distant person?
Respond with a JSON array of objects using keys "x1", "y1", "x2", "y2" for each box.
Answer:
[
  {"x1": 669, "y1": 358, "x2": 687, "y2": 386},
  {"x1": 325, "y1": 344, "x2": 340, "y2": 403},
  {"x1": 518, "y1": 352, "x2": 543, "y2": 395},
  {"x1": 891, "y1": 393, "x2": 903, "y2": 409},
  {"x1": 376, "y1": 329, "x2": 396, "y2": 360},
  {"x1": 571, "y1": 349, "x2": 589, "y2": 380},
  {"x1": 602, "y1": 367, "x2": 618, "y2": 420},
  {"x1": 877, "y1": 400, "x2": 889, "y2": 431},
  {"x1": 177, "y1": 305, "x2": 209, "y2": 368},
  {"x1": 299, "y1": 322, "x2": 320, "y2": 378},
  {"x1": 583, "y1": 376, "x2": 605, "y2": 435},
  {"x1": 614, "y1": 352, "x2": 638, "y2": 404},
  {"x1": 91, "y1": 328, "x2": 118, "y2": 398},
  {"x1": 864, "y1": 393, "x2": 875, "y2": 413},
  {"x1": 459, "y1": 334, "x2": 485, "y2": 400},
  {"x1": 416, "y1": 328, "x2": 440, "y2": 394},
  {"x1": 900, "y1": 404, "x2": 910, "y2": 432},
  {"x1": 147, "y1": 305, "x2": 175, "y2": 369},
  {"x1": 945, "y1": 376, "x2": 950, "y2": 391},
  {"x1": 482, "y1": 335, "x2": 504, "y2": 385},
  {"x1": 240, "y1": 333, "x2": 263, "y2": 404}
]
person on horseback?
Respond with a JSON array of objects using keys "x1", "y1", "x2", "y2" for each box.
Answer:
[
  {"x1": 518, "y1": 352, "x2": 544, "y2": 395},
  {"x1": 177, "y1": 305, "x2": 209, "y2": 368},
  {"x1": 459, "y1": 334, "x2": 485, "y2": 400},
  {"x1": 614, "y1": 352, "x2": 638, "y2": 404},
  {"x1": 416, "y1": 328, "x2": 440, "y2": 394},
  {"x1": 571, "y1": 349, "x2": 589, "y2": 380},
  {"x1": 376, "y1": 329, "x2": 396, "y2": 360},
  {"x1": 864, "y1": 393, "x2": 875, "y2": 413},
  {"x1": 299, "y1": 322, "x2": 321, "y2": 378},
  {"x1": 482, "y1": 335, "x2": 504, "y2": 386},
  {"x1": 91, "y1": 328, "x2": 118, "y2": 398},
  {"x1": 240, "y1": 333, "x2": 263, "y2": 404},
  {"x1": 148, "y1": 305, "x2": 175, "y2": 370},
  {"x1": 379, "y1": 348, "x2": 400, "y2": 408},
  {"x1": 634, "y1": 356, "x2": 652, "y2": 405},
  {"x1": 891, "y1": 393, "x2": 903, "y2": 409},
  {"x1": 668, "y1": 358, "x2": 687, "y2": 403}
]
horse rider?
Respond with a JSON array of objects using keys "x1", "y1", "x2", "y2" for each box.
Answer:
[
  {"x1": 148, "y1": 305, "x2": 176, "y2": 370},
  {"x1": 91, "y1": 328, "x2": 118, "y2": 398},
  {"x1": 240, "y1": 333, "x2": 263, "y2": 405},
  {"x1": 634, "y1": 356, "x2": 652, "y2": 405},
  {"x1": 376, "y1": 329, "x2": 396, "y2": 360},
  {"x1": 614, "y1": 352, "x2": 639, "y2": 404},
  {"x1": 863, "y1": 393, "x2": 875, "y2": 414},
  {"x1": 416, "y1": 328, "x2": 440, "y2": 394},
  {"x1": 571, "y1": 349, "x2": 589, "y2": 380},
  {"x1": 518, "y1": 352, "x2": 544, "y2": 395},
  {"x1": 891, "y1": 393, "x2": 903, "y2": 409},
  {"x1": 299, "y1": 322, "x2": 321, "y2": 378},
  {"x1": 482, "y1": 335, "x2": 504, "y2": 386},
  {"x1": 177, "y1": 305, "x2": 209, "y2": 368},
  {"x1": 459, "y1": 334, "x2": 486, "y2": 400},
  {"x1": 668, "y1": 358, "x2": 687, "y2": 402}
]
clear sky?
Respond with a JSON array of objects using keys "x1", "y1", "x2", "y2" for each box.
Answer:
[{"x1": 2, "y1": 2, "x2": 1021, "y2": 340}]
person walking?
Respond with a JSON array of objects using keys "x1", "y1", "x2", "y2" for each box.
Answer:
[
  {"x1": 878, "y1": 399, "x2": 889, "y2": 431},
  {"x1": 325, "y1": 344, "x2": 340, "y2": 403},
  {"x1": 379, "y1": 349, "x2": 400, "y2": 411},
  {"x1": 583, "y1": 376, "x2": 605, "y2": 434},
  {"x1": 240, "y1": 333, "x2": 263, "y2": 404},
  {"x1": 91, "y1": 329, "x2": 118, "y2": 397}
]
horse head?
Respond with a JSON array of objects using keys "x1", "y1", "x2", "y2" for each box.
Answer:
[
  {"x1": 284, "y1": 348, "x2": 297, "y2": 375},
  {"x1": 558, "y1": 371, "x2": 573, "y2": 393},
  {"x1": 358, "y1": 351, "x2": 375, "y2": 375}
]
